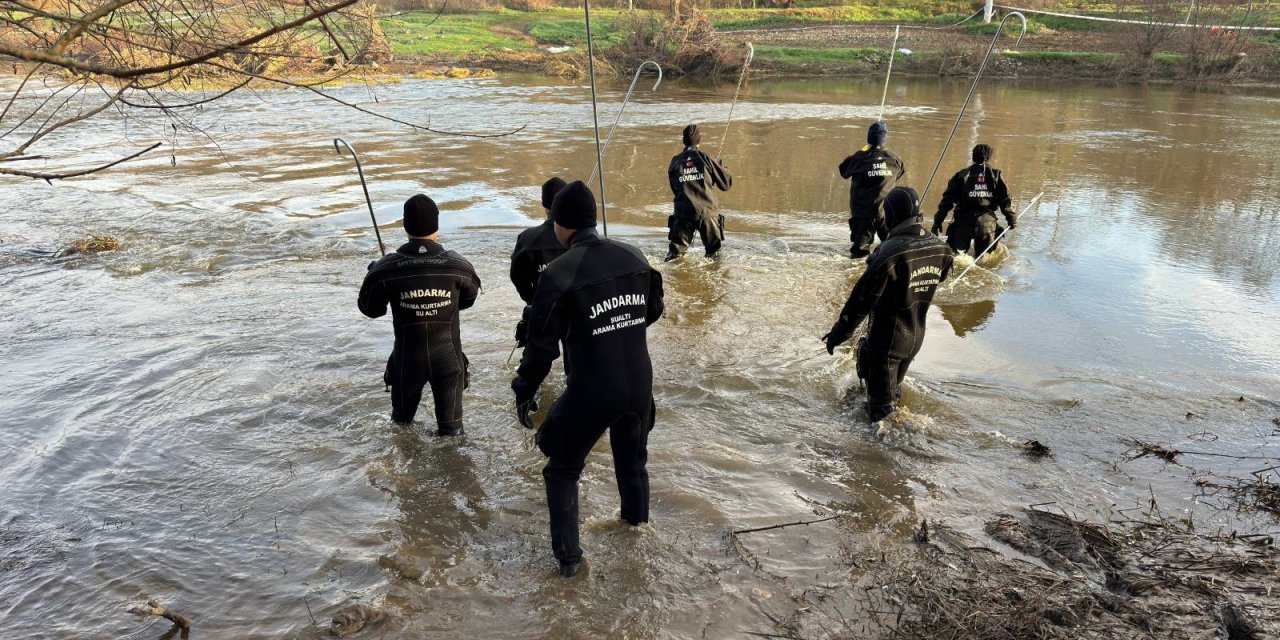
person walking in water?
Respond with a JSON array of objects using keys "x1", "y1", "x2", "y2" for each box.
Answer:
[
  {"x1": 511, "y1": 181, "x2": 665, "y2": 577},
  {"x1": 822, "y1": 187, "x2": 953, "y2": 422},
  {"x1": 666, "y1": 124, "x2": 732, "y2": 261},
  {"x1": 839, "y1": 121, "x2": 905, "y2": 259},
  {"x1": 510, "y1": 176, "x2": 568, "y2": 349},
  {"x1": 932, "y1": 144, "x2": 1017, "y2": 257},
  {"x1": 359, "y1": 194, "x2": 481, "y2": 435}
]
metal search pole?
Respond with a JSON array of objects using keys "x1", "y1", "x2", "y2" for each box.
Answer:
[
  {"x1": 333, "y1": 138, "x2": 385, "y2": 256},
  {"x1": 716, "y1": 42, "x2": 755, "y2": 160},
  {"x1": 583, "y1": 0, "x2": 610, "y2": 236},
  {"x1": 950, "y1": 191, "x2": 1042, "y2": 283},
  {"x1": 587, "y1": 60, "x2": 664, "y2": 186},
  {"x1": 878, "y1": 26, "x2": 901, "y2": 121},
  {"x1": 920, "y1": 12, "x2": 1027, "y2": 203}
]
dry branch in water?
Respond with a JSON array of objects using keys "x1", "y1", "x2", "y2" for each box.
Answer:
[{"x1": 128, "y1": 599, "x2": 191, "y2": 638}]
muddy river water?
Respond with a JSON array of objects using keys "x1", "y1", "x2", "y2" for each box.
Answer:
[{"x1": 1, "y1": 73, "x2": 1278, "y2": 638}]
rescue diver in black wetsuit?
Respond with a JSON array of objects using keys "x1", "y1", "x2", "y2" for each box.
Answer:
[
  {"x1": 823, "y1": 186, "x2": 954, "y2": 422},
  {"x1": 666, "y1": 124, "x2": 732, "y2": 261},
  {"x1": 510, "y1": 177, "x2": 568, "y2": 348},
  {"x1": 358, "y1": 194, "x2": 481, "y2": 435},
  {"x1": 839, "y1": 121, "x2": 906, "y2": 259},
  {"x1": 511, "y1": 181, "x2": 666, "y2": 578},
  {"x1": 932, "y1": 144, "x2": 1017, "y2": 257}
]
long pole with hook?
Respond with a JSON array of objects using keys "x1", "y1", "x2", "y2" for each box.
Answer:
[
  {"x1": 716, "y1": 42, "x2": 754, "y2": 160},
  {"x1": 919, "y1": 12, "x2": 1027, "y2": 202},
  {"x1": 878, "y1": 25, "x2": 901, "y2": 121},
  {"x1": 334, "y1": 138, "x2": 385, "y2": 256},
  {"x1": 582, "y1": 0, "x2": 610, "y2": 236},
  {"x1": 587, "y1": 61, "x2": 664, "y2": 185},
  {"x1": 949, "y1": 192, "x2": 1042, "y2": 283}
]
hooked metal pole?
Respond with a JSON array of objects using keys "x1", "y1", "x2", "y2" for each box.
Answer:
[
  {"x1": 588, "y1": 61, "x2": 663, "y2": 185},
  {"x1": 333, "y1": 138, "x2": 385, "y2": 256},
  {"x1": 878, "y1": 26, "x2": 901, "y2": 121},
  {"x1": 583, "y1": 0, "x2": 609, "y2": 236},
  {"x1": 950, "y1": 191, "x2": 1042, "y2": 283},
  {"x1": 920, "y1": 12, "x2": 1027, "y2": 202},
  {"x1": 717, "y1": 42, "x2": 754, "y2": 160}
]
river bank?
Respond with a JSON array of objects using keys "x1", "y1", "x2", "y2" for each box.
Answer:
[{"x1": 371, "y1": 7, "x2": 1280, "y2": 83}]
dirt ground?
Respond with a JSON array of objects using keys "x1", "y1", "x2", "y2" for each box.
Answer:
[{"x1": 721, "y1": 22, "x2": 1145, "y2": 54}]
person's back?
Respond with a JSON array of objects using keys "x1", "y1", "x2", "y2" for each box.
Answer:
[
  {"x1": 359, "y1": 195, "x2": 480, "y2": 433},
  {"x1": 512, "y1": 181, "x2": 665, "y2": 578},
  {"x1": 510, "y1": 177, "x2": 569, "y2": 305},
  {"x1": 823, "y1": 187, "x2": 952, "y2": 421},
  {"x1": 932, "y1": 144, "x2": 1015, "y2": 256},
  {"x1": 666, "y1": 124, "x2": 732, "y2": 260},
  {"x1": 839, "y1": 121, "x2": 905, "y2": 258}
]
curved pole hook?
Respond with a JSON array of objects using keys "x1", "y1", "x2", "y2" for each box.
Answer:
[
  {"x1": 920, "y1": 11, "x2": 1026, "y2": 202},
  {"x1": 587, "y1": 60, "x2": 664, "y2": 185},
  {"x1": 334, "y1": 137, "x2": 385, "y2": 256},
  {"x1": 717, "y1": 42, "x2": 754, "y2": 160}
]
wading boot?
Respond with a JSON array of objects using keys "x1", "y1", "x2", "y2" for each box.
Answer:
[
  {"x1": 559, "y1": 561, "x2": 580, "y2": 578},
  {"x1": 663, "y1": 250, "x2": 681, "y2": 262}
]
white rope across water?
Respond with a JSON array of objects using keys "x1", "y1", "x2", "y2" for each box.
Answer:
[{"x1": 994, "y1": 4, "x2": 1280, "y2": 31}]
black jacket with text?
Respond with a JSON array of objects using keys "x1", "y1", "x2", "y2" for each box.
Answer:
[
  {"x1": 828, "y1": 219, "x2": 954, "y2": 358},
  {"x1": 513, "y1": 229, "x2": 664, "y2": 420},
  {"x1": 839, "y1": 146, "x2": 906, "y2": 219},
  {"x1": 358, "y1": 239, "x2": 481, "y2": 377},
  {"x1": 668, "y1": 147, "x2": 732, "y2": 220},
  {"x1": 510, "y1": 220, "x2": 568, "y2": 304},
  {"x1": 935, "y1": 163, "x2": 1016, "y2": 225}
]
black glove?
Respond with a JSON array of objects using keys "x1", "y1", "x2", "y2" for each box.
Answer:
[
  {"x1": 931, "y1": 223, "x2": 943, "y2": 235},
  {"x1": 512, "y1": 376, "x2": 539, "y2": 429},
  {"x1": 517, "y1": 398, "x2": 539, "y2": 430},
  {"x1": 821, "y1": 329, "x2": 847, "y2": 355},
  {"x1": 367, "y1": 260, "x2": 377, "y2": 271},
  {"x1": 1007, "y1": 218, "x2": 1018, "y2": 230},
  {"x1": 514, "y1": 318, "x2": 528, "y2": 347}
]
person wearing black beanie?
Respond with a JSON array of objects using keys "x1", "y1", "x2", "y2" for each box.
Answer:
[
  {"x1": 511, "y1": 179, "x2": 666, "y2": 578},
  {"x1": 510, "y1": 177, "x2": 571, "y2": 349},
  {"x1": 359, "y1": 194, "x2": 481, "y2": 435},
  {"x1": 838, "y1": 120, "x2": 906, "y2": 259},
  {"x1": 666, "y1": 124, "x2": 732, "y2": 261},
  {"x1": 932, "y1": 143, "x2": 1017, "y2": 257},
  {"x1": 822, "y1": 186, "x2": 954, "y2": 423}
]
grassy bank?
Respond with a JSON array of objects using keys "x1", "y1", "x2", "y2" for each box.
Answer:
[{"x1": 367, "y1": 5, "x2": 1280, "y2": 82}]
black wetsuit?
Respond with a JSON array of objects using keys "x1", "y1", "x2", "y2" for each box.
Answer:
[
  {"x1": 839, "y1": 146, "x2": 906, "y2": 257},
  {"x1": 667, "y1": 146, "x2": 732, "y2": 258},
  {"x1": 510, "y1": 219, "x2": 568, "y2": 344},
  {"x1": 358, "y1": 239, "x2": 480, "y2": 434},
  {"x1": 512, "y1": 228, "x2": 665, "y2": 565},
  {"x1": 934, "y1": 164, "x2": 1016, "y2": 257},
  {"x1": 827, "y1": 219, "x2": 953, "y2": 421}
]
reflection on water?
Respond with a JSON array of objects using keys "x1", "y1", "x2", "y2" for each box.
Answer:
[{"x1": 1, "y1": 73, "x2": 1279, "y2": 638}]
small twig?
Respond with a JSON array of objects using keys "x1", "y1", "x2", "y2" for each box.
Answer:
[
  {"x1": 129, "y1": 598, "x2": 192, "y2": 632},
  {"x1": 733, "y1": 516, "x2": 839, "y2": 535}
]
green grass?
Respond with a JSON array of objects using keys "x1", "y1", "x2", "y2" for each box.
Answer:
[
  {"x1": 380, "y1": 12, "x2": 532, "y2": 57},
  {"x1": 753, "y1": 45, "x2": 885, "y2": 66}
]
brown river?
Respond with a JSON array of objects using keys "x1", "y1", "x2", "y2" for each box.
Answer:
[{"x1": 1, "y1": 73, "x2": 1279, "y2": 638}]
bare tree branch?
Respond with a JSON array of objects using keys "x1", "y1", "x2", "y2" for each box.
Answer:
[{"x1": 0, "y1": 141, "x2": 161, "y2": 181}]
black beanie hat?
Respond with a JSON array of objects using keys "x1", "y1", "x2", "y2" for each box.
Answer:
[
  {"x1": 867, "y1": 121, "x2": 888, "y2": 147},
  {"x1": 404, "y1": 194, "x2": 439, "y2": 237},
  {"x1": 550, "y1": 180, "x2": 597, "y2": 230},
  {"x1": 682, "y1": 124, "x2": 702, "y2": 147},
  {"x1": 972, "y1": 144, "x2": 994, "y2": 164},
  {"x1": 541, "y1": 176, "x2": 567, "y2": 209},
  {"x1": 883, "y1": 186, "x2": 921, "y2": 227}
]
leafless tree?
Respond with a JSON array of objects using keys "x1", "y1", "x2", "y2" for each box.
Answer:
[{"x1": 1, "y1": 0, "x2": 517, "y2": 182}]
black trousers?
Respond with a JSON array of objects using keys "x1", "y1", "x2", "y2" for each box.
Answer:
[
  {"x1": 668, "y1": 213, "x2": 724, "y2": 258},
  {"x1": 857, "y1": 338, "x2": 915, "y2": 422},
  {"x1": 385, "y1": 352, "x2": 466, "y2": 435},
  {"x1": 849, "y1": 214, "x2": 888, "y2": 257},
  {"x1": 945, "y1": 214, "x2": 999, "y2": 257},
  {"x1": 538, "y1": 400, "x2": 653, "y2": 565}
]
